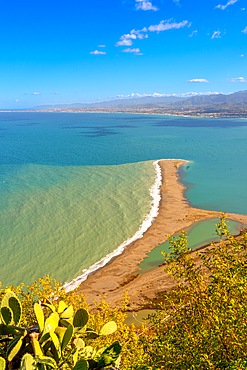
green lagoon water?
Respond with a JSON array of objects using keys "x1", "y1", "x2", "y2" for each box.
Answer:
[
  {"x1": 1, "y1": 112, "x2": 247, "y2": 288},
  {"x1": 138, "y1": 218, "x2": 244, "y2": 274}
]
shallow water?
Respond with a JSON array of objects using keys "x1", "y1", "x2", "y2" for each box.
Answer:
[
  {"x1": 0, "y1": 162, "x2": 156, "y2": 286},
  {"x1": 137, "y1": 218, "x2": 244, "y2": 274},
  {"x1": 1, "y1": 112, "x2": 247, "y2": 286},
  {"x1": 125, "y1": 309, "x2": 155, "y2": 327}
]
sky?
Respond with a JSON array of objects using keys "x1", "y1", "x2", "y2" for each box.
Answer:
[{"x1": 0, "y1": 0, "x2": 247, "y2": 108}]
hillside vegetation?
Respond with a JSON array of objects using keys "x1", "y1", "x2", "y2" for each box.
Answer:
[{"x1": 1, "y1": 216, "x2": 247, "y2": 369}]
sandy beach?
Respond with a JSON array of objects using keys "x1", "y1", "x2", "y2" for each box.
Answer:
[{"x1": 76, "y1": 159, "x2": 247, "y2": 310}]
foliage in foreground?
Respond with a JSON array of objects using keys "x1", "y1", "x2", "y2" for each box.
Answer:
[
  {"x1": 1, "y1": 215, "x2": 247, "y2": 370},
  {"x1": 0, "y1": 289, "x2": 121, "y2": 370},
  {"x1": 136, "y1": 215, "x2": 247, "y2": 369},
  {"x1": 0, "y1": 278, "x2": 144, "y2": 370}
]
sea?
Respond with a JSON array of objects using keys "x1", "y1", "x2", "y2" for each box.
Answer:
[{"x1": 1, "y1": 112, "x2": 247, "y2": 288}]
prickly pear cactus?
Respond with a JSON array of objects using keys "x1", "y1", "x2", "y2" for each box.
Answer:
[
  {"x1": 0, "y1": 293, "x2": 121, "y2": 370},
  {"x1": 0, "y1": 291, "x2": 22, "y2": 326},
  {"x1": 0, "y1": 357, "x2": 6, "y2": 370}
]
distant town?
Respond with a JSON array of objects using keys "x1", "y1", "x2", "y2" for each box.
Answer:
[{"x1": 3, "y1": 90, "x2": 247, "y2": 119}]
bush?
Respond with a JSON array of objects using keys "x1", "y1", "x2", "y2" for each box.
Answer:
[
  {"x1": 137, "y1": 215, "x2": 247, "y2": 369},
  {"x1": 2, "y1": 215, "x2": 247, "y2": 369},
  {"x1": 0, "y1": 280, "x2": 122, "y2": 370}
]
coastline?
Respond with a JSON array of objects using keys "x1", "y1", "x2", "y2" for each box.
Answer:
[
  {"x1": 3, "y1": 110, "x2": 247, "y2": 119},
  {"x1": 63, "y1": 160, "x2": 162, "y2": 292},
  {"x1": 63, "y1": 159, "x2": 189, "y2": 293},
  {"x1": 2, "y1": 112, "x2": 247, "y2": 290},
  {"x1": 75, "y1": 159, "x2": 247, "y2": 309}
]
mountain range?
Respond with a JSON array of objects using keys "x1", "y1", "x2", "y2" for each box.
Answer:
[{"x1": 33, "y1": 90, "x2": 247, "y2": 117}]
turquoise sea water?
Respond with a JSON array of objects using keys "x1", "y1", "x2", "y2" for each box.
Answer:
[{"x1": 1, "y1": 112, "x2": 247, "y2": 287}]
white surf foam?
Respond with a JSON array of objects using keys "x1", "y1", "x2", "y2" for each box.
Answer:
[{"x1": 63, "y1": 159, "x2": 185, "y2": 292}]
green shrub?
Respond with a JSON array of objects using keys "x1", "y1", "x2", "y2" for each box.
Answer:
[
  {"x1": 0, "y1": 289, "x2": 121, "y2": 369},
  {"x1": 2, "y1": 215, "x2": 247, "y2": 369},
  {"x1": 137, "y1": 215, "x2": 247, "y2": 369}
]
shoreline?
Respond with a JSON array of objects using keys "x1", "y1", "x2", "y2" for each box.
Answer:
[
  {"x1": 2, "y1": 110, "x2": 247, "y2": 120},
  {"x1": 63, "y1": 160, "x2": 163, "y2": 292},
  {"x1": 75, "y1": 159, "x2": 247, "y2": 309},
  {"x1": 64, "y1": 159, "x2": 190, "y2": 293},
  {"x1": 0, "y1": 109, "x2": 247, "y2": 120}
]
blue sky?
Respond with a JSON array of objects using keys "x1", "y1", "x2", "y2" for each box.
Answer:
[{"x1": 0, "y1": 0, "x2": 247, "y2": 108}]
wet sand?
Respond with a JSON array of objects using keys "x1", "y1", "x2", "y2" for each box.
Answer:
[{"x1": 76, "y1": 159, "x2": 247, "y2": 310}]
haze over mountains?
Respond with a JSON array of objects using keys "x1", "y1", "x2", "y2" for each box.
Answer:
[
  {"x1": 34, "y1": 95, "x2": 186, "y2": 110},
  {"x1": 33, "y1": 90, "x2": 247, "y2": 111},
  {"x1": 174, "y1": 90, "x2": 247, "y2": 107}
]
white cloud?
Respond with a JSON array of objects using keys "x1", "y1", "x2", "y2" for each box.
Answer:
[
  {"x1": 240, "y1": 54, "x2": 245, "y2": 57},
  {"x1": 98, "y1": 44, "x2": 106, "y2": 48},
  {"x1": 115, "y1": 29, "x2": 148, "y2": 47},
  {"x1": 135, "y1": 0, "x2": 158, "y2": 11},
  {"x1": 187, "y1": 78, "x2": 209, "y2": 83},
  {"x1": 32, "y1": 92, "x2": 41, "y2": 95},
  {"x1": 116, "y1": 38, "x2": 133, "y2": 47},
  {"x1": 242, "y1": 27, "x2": 247, "y2": 34},
  {"x1": 134, "y1": 28, "x2": 148, "y2": 38},
  {"x1": 116, "y1": 91, "x2": 223, "y2": 99},
  {"x1": 90, "y1": 50, "x2": 106, "y2": 55},
  {"x1": 229, "y1": 76, "x2": 247, "y2": 82},
  {"x1": 122, "y1": 48, "x2": 143, "y2": 55},
  {"x1": 116, "y1": 19, "x2": 190, "y2": 49},
  {"x1": 117, "y1": 92, "x2": 167, "y2": 98},
  {"x1": 216, "y1": 0, "x2": 238, "y2": 10},
  {"x1": 189, "y1": 30, "x2": 198, "y2": 37},
  {"x1": 211, "y1": 30, "x2": 221, "y2": 39},
  {"x1": 180, "y1": 91, "x2": 222, "y2": 97},
  {"x1": 148, "y1": 20, "x2": 191, "y2": 32}
]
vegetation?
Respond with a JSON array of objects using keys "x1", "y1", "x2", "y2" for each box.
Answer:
[
  {"x1": 0, "y1": 277, "x2": 145, "y2": 370},
  {"x1": 0, "y1": 288, "x2": 121, "y2": 370},
  {"x1": 1, "y1": 215, "x2": 247, "y2": 369},
  {"x1": 135, "y1": 215, "x2": 247, "y2": 369}
]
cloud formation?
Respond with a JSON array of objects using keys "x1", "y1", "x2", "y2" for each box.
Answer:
[
  {"x1": 148, "y1": 20, "x2": 191, "y2": 32},
  {"x1": 135, "y1": 0, "x2": 158, "y2": 11},
  {"x1": 115, "y1": 29, "x2": 148, "y2": 47},
  {"x1": 189, "y1": 30, "x2": 198, "y2": 37},
  {"x1": 216, "y1": 0, "x2": 238, "y2": 10},
  {"x1": 32, "y1": 92, "x2": 41, "y2": 95},
  {"x1": 187, "y1": 78, "x2": 209, "y2": 83},
  {"x1": 229, "y1": 76, "x2": 247, "y2": 82},
  {"x1": 122, "y1": 48, "x2": 143, "y2": 55},
  {"x1": 211, "y1": 30, "x2": 221, "y2": 39},
  {"x1": 116, "y1": 91, "x2": 222, "y2": 99},
  {"x1": 90, "y1": 50, "x2": 106, "y2": 55},
  {"x1": 115, "y1": 19, "x2": 190, "y2": 50},
  {"x1": 242, "y1": 27, "x2": 247, "y2": 34}
]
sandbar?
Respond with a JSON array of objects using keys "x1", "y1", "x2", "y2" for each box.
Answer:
[{"x1": 76, "y1": 159, "x2": 247, "y2": 310}]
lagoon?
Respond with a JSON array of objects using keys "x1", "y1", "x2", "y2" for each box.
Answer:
[{"x1": 137, "y1": 218, "x2": 245, "y2": 274}]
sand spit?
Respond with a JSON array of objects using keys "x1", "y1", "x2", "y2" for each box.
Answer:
[{"x1": 76, "y1": 159, "x2": 247, "y2": 310}]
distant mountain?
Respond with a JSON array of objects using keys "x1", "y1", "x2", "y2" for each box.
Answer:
[
  {"x1": 32, "y1": 90, "x2": 247, "y2": 117},
  {"x1": 33, "y1": 96, "x2": 186, "y2": 110},
  {"x1": 172, "y1": 90, "x2": 247, "y2": 108},
  {"x1": 92, "y1": 96, "x2": 186, "y2": 107}
]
